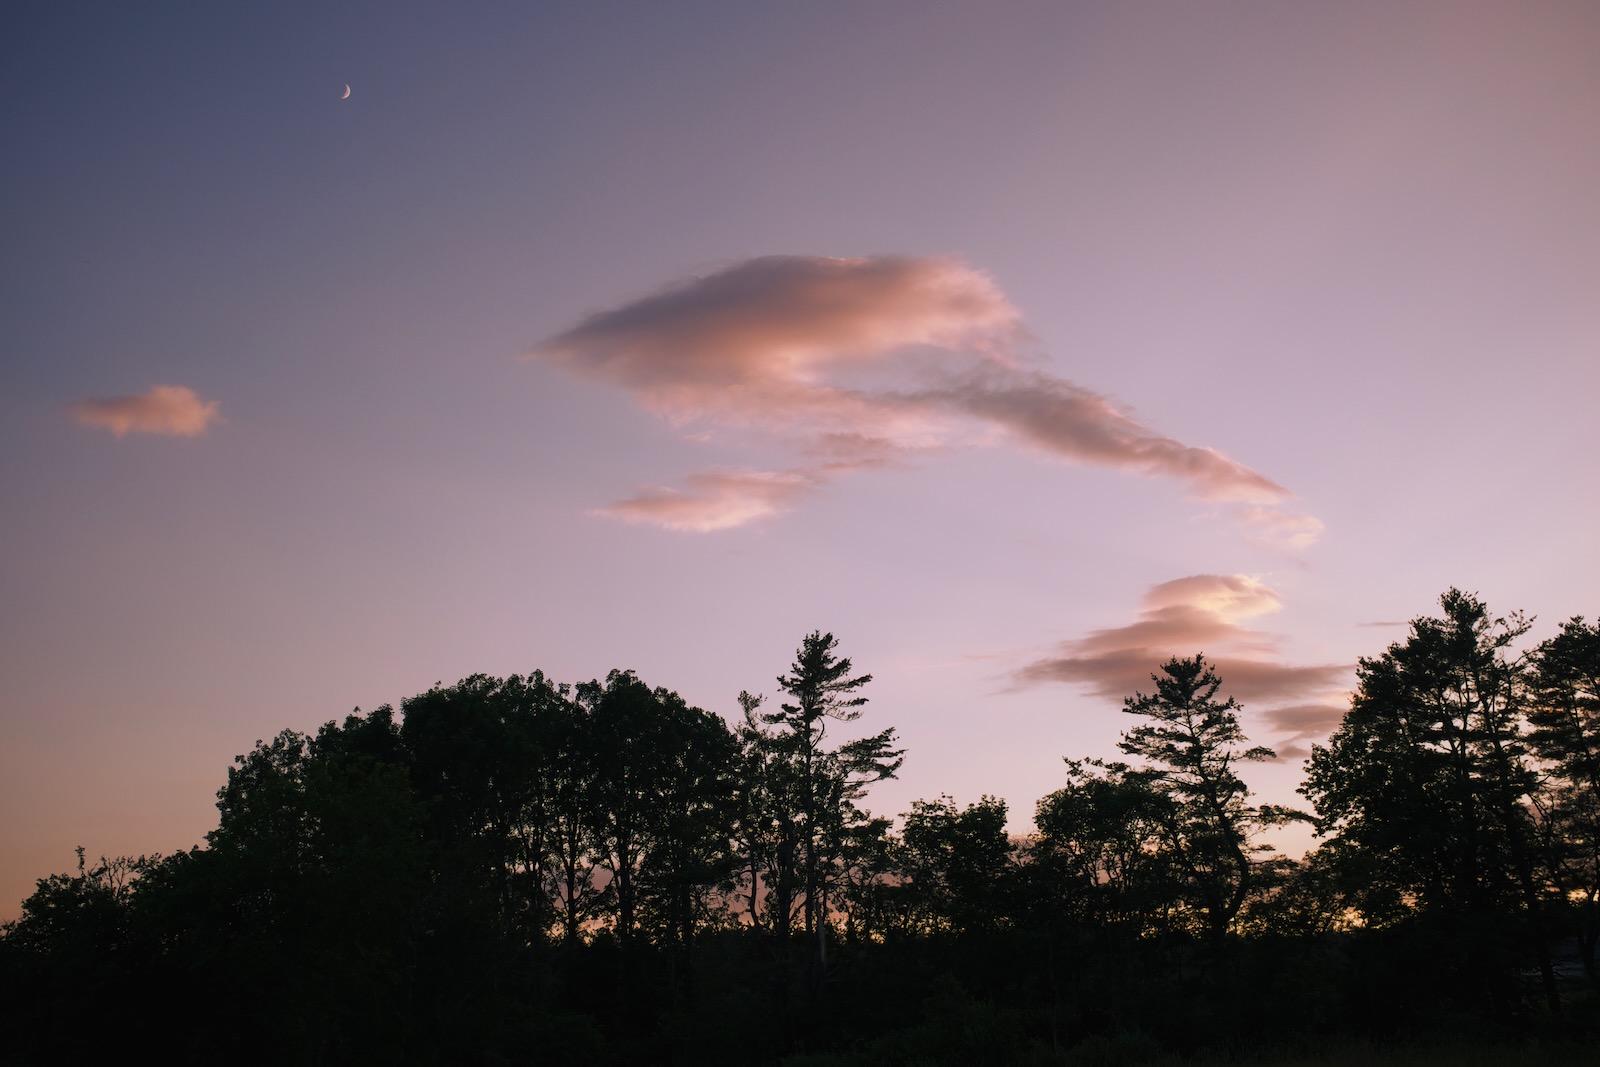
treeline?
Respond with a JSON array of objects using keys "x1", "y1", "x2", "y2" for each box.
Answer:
[{"x1": 3, "y1": 595, "x2": 1599, "y2": 1065}]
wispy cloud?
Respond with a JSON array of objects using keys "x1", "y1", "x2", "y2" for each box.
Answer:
[
  {"x1": 596, "y1": 468, "x2": 819, "y2": 532},
  {"x1": 1260, "y1": 702, "x2": 1348, "y2": 761},
  {"x1": 1239, "y1": 506, "x2": 1326, "y2": 551},
  {"x1": 534, "y1": 256, "x2": 1317, "y2": 538},
  {"x1": 1013, "y1": 574, "x2": 1350, "y2": 757},
  {"x1": 916, "y1": 372, "x2": 1287, "y2": 504},
  {"x1": 70, "y1": 385, "x2": 220, "y2": 438}
]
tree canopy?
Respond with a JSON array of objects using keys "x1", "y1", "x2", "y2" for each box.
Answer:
[{"x1": 6, "y1": 602, "x2": 1600, "y2": 1065}]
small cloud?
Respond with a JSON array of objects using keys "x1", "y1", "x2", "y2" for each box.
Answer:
[
  {"x1": 803, "y1": 432, "x2": 904, "y2": 472},
  {"x1": 1358, "y1": 620, "x2": 1408, "y2": 628},
  {"x1": 1259, "y1": 702, "x2": 1348, "y2": 762},
  {"x1": 1262, "y1": 703, "x2": 1346, "y2": 736},
  {"x1": 1240, "y1": 506, "x2": 1325, "y2": 550},
  {"x1": 70, "y1": 385, "x2": 220, "y2": 438},
  {"x1": 1142, "y1": 573, "x2": 1280, "y2": 622},
  {"x1": 596, "y1": 468, "x2": 818, "y2": 532}
]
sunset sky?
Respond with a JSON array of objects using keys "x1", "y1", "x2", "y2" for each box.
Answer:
[{"x1": 3, "y1": 2, "x2": 1598, "y2": 917}]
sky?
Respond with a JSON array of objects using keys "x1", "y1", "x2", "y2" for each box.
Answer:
[{"x1": 3, "y1": 1, "x2": 1598, "y2": 918}]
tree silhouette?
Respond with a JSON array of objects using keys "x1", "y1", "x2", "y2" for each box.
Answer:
[
  {"x1": 636, "y1": 688, "x2": 739, "y2": 949},
  {"x1": 732, "y1": 689, "x2": 800, "y2": 935},
  {"x1": 1528, "y1": 616, "x2": 1600, "y2": 986},
  {"x1": 767, "y1": 631, "x2": 903, "y2": 975},
  {"x1": 7, "y1": 597, "x2": 1599, "y2": 1064},
  {"x1": 545, "y1": 684, "x2": 606, "y2": 946},
  {"x1": 577, "y1": 670, "x2": 739, "y2": 954},
  {"x1": 893, "y1": 795, "x2": 1012, "y2": 937},
  {"x1": 579, "y1": 670, "x2": 666, "y2": 950},
  {"x1": 401, "y1": 673, "x2": 562, "y2": 946},
  {"x1": 1031, "y1": 759, "x2": 1176, "y2": 936},
  {"x1": 1304, "y1": 590, "x2": 1560, "y2": 1012},
  {"x1": 1116, "y1": 655, "x2": 1290, "y2": 943}
]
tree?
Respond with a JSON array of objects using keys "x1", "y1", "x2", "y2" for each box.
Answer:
[
  {"x1": 1116, "y1": 655, "x2": 1291, "y2": 943},
  {"x1": 1, "y1": 849, "x2": 151, "y2": 959},
  {"x1": 161, "y1": 707, "x2": 431, "y2": 1061},
  {"x1": 545, "y1": 685, "x2": 606, "y2": 946},
  {"x1": 579, "y1": 670, "x2": 738, "y2": 950},
  {"x1": 1303, "y1": 590, "x2": 1560, "y2": 1012},
  {"x1": 766, "y1": 632, "x2": 903, "y2": 968},
  {"x1": 636, "y1": 689, "x2": 740, "y2": 949},
  {"x1": 401, "y1": 674, "x2": 563, "y2": 945},
  {"x1": 580, "y1": 670, "x2": 665, "y2": 950},
  {"x1": 893, "y1": 795, "x2": 1013, "y2": 937},
  {"x1": 0, "y1": 850, "x2": 157, "y2": 1061},
  {"x1": 1030, "y1": 759, "x2": 1177, "y2": 936},
  {"x1": 731, "y1": 690, "x2": 800, "y2": 935},
  {"x1": 834, "y1": 810, "x2": 895, "y2": 942},
  {"x1": 1528, "y1": 616, "x2": 1600, "y2": 985}
]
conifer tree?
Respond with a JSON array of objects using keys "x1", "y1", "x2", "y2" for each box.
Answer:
[
  {"x1": 767, "y1": 632, "x2": 903, "y2": 970},
  {"x1": 1117, "y1": 654, "x2": 1289, "y2": 942}
]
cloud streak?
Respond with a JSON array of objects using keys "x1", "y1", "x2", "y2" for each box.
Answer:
[
  {"x1": 918, "y1": 372, "x2": 1287, "y2": 504},
  {"x1": 1260, "y1": 703, "x2": 1349, "y2": 760},
  {"x1": 1239, "y1": 506, "x2": 1326, "y2": 551},
  {"x1": 534, "y1": 255, "x2": 1315, "y2": 537},
  {"x1": 70, "y1": 385, "x2": 220, "y2": 438},
  {"x1": 596, "y1": 468, "x2": 820, "y2": 532},
  {"x1": 1014, "y1": 574, "x2": 1350, "y2": 757}
]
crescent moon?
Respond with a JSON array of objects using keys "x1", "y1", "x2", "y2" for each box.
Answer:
[{"x1": 341, "y1": 84, "x2": 351, "y2": 100}]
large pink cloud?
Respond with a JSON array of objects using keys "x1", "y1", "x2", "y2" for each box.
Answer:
[
  {"x1": 1014, "y1": 574, "x2": 1351, "y2": 755},
  {"x1": 70, "y1": 385, "x2": 220, "y2": 438},
  {"x1": 540, "y1": 255, "x2": 1019, "y2": 401},
  {"x1": 534, "y1": 255, "x2": 1316, "y2": 536}
]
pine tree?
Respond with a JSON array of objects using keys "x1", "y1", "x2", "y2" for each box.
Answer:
[
  {"x1": 767, "y1": 632, "x2": 903, "y2": 971},
  {"x1": 1528, "y1": 617, "x2": 1600, "y2": 986},
  {"x1": 1117, "y1": 654, "x2": 1289, "y2": 942}
]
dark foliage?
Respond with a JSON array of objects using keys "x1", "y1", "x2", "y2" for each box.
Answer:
[{"x1": 4, "y1": 611, "x2": 1598, "y2": 1064}]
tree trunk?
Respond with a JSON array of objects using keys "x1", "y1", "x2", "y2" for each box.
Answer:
[
  {"x1": 1508, "y1": 825, "x2": 1562, "y2": 1013},
  {"x1": 564, "y1": 856, "x2": 580, "y2": 943},
  {"x1": 775, "y1": 836, "x2": 794, "y2": 940},
  {"x1": 803, "y1": 738, "x2": 817, "y2": 940},
  {"x1": 747, "y1": 847, "x2": 762, "y2": 930}
]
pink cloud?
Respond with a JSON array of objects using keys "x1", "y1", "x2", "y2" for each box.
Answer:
[
  {"x1": 1143, "y1": 573, "x2": 1281, "y2": 620},
  {"x1": 540, "y1": 255, "x2": 1020, "y2": 400},
  {"x1": 535, "y1": 255, "x2": 1316, "y2": 535},
  {"x1": 1240, "y1": 506, "x2": 1326, "y2": 550},
  {"x1": 1261, "y1": 702, "x2": 1347, "y2": 739},
  {"x1": 919, "y1": 371, "x2": 1288, "y2": 504},
  {"x1": 1258, "y1": 702, "x2": 1349, "y2": 762},
  {"x1": 595, "y1": 468, "x2": 819, "y2": 532},
  {"x1": 1015, "y1": 575, "x2": 1351, "y2": 753},
  {"x1": 70, "y1": 385, "x2": 220, "y2": 438}
]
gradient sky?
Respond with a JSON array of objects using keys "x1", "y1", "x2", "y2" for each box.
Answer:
[{"x1": 4, "y1": 1, "x2": 1598, "y2": 918}]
